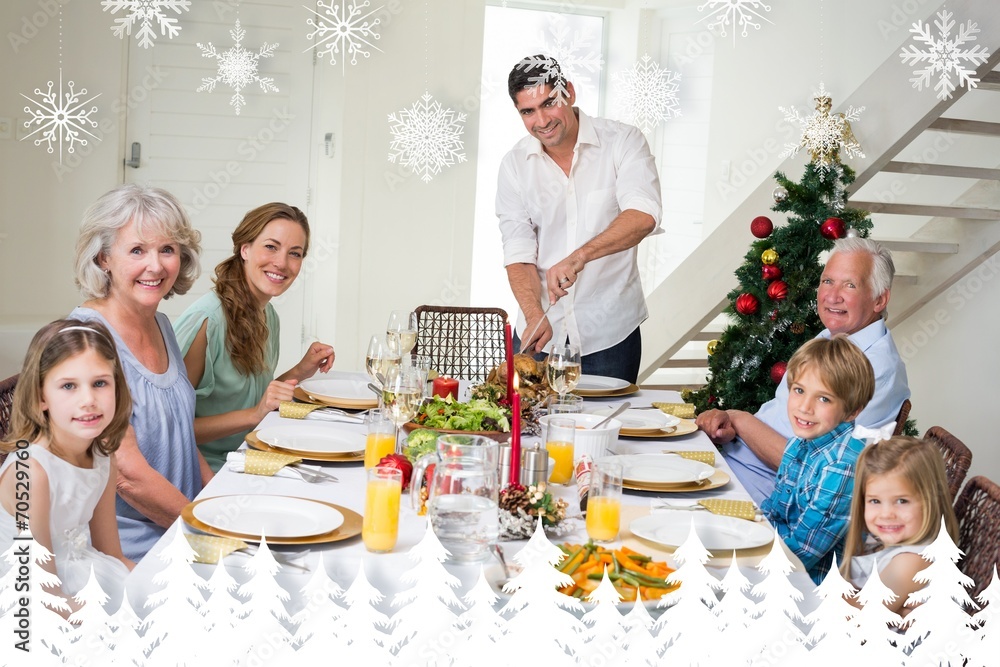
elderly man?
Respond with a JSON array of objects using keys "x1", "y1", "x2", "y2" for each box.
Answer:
[
  {"x1": 697, "y1": 237, "x2": 910, "y2": 504},
  {"x1": 496, "y1": 54, "x2": 662, "y2": 382}
]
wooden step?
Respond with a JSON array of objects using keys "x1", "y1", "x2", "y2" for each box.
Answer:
[
  {"x1": 850, "y1": 201, "x2": 1000, "y2": 220},
  {"x1": 979, "y1": 71, "x2": 1000, "y2": 92},
  {"x1": 881, "y1": 161, "x2": 1000, "y2": 181},
  {"x1": 929, "y1": 117, "x2": 1000, "y2": 136},
  {"x1": 875, "y1": 238, "x2": 959, "y2": 254},
  {"x1": 660, "y1": 358, "x2": 709, "y2": 369}
]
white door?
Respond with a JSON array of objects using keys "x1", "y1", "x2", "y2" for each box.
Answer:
[{"x1": 122, "y1": 1, "x2": 316, "y2": 372}]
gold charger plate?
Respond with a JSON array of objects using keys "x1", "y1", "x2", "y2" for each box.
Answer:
[
  {"x1": 620, "y1": 419, "x2": 698, "y2": 438},
  {"x1": 182, "y1": 495, "x2": 363, "y2": 545},
  {"x1": 574, "y1": 383, "x2": 640, "y2": 398},
  {"x1": 293, "y1": 386, "x2": 378, "y2": 411},
  {"x1": 246, "y1": 430, "x2": 364, "y2": 462},
  {"x1": 401, "y1": 422, "x2": 510, "y2": 443},
  {"x1": 622, "y1": 469, "x2": 730, "y2": 493}
]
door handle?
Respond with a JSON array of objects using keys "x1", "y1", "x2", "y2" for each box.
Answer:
[{"x1": 125, "y1": 142, "x2": 141, "y2": 169}]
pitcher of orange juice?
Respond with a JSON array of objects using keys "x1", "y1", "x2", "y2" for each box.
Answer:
[{"x1": 410, "y1": 434, "x2": 499, "y2": 562}]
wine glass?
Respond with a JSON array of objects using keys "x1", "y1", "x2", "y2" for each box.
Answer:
[
  {"x1": 382, "y1": 364, "x2": 424, "y2": 453},
  {"x1": 546, "y1": 342, "x2": 582, "y2": 397},
  {"x1": 386, "y1": 310, "x2": 418, "y2": 360},
  {"x1": 366, "y1": 335, "x2": 400, "y2": 391}
]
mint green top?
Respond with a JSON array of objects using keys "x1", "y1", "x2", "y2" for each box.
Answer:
[{"x1": 173, "y1": 291, "x2": 280, "y2": 471}]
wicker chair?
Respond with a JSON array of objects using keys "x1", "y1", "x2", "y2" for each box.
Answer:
[
  {"x1": 924, "y1": 426, "x2": 973, "y2": 501},
  {"x1": 954, "y1": 475, "x2": 1000, "y2": 599},
  {"x1": 413, "y1": 306, "x2": 509, "y2": 383},
  {"x1": 892, "y1": 398, "x2": 911, "y2": 436},
  {"x1": 0, "y1": 374, "x2": 17, "y2": 466}
]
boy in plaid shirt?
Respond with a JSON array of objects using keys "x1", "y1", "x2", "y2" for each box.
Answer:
[{"x1": 761, "y1": 334, "x2": 875, "y2": 582}]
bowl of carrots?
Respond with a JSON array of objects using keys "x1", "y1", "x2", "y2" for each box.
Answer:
[{"x1": 555, "y1": 541, "x2": 679, "y2": 603}]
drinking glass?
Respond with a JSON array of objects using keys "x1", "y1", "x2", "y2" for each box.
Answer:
[
  {"x1": 586, "y1": 461, "x2": 623, "y2": 543},
  {"x1": 382, "y1": 364, "x2": 424, "y2": 451},
  {"x1": 545, "y1": 416, "x2": 576, "y2": 485},
  {"x1": 363, "y1": 466, "x2": 402, "y2": 553},
  {"x1": 386, "y1": 310, "x2": 418, "y2": 358},
  {"x1": 366, "y1": 335, "x2": 399, "y2": 392},
  {"x1": 547, "y1": 393, "x2": 583, "y2": 415},
  {"x1": 546, "y1": 342, "x2": 582, "y2": 397},
  {"x1": 364, "y1": 408, "x2": 397, "y2": 468},
  {"x1": 405, "y1": 353, "x2": 432, "y2": 390}
]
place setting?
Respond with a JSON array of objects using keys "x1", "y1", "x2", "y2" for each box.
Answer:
[
  {"x1": 246, "y1": 422, "x2": 366, "y2": 463},
  {"x1": 587, "y1": 405, "x2": 697, "y2": 438},
  {"x1": 598, "y1": 452, "x2": 731, "y2": 493}
]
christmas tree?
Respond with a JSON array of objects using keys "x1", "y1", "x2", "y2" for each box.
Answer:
[{"x1": 686, "y1": 87, "x2": 873, "y2": 414}]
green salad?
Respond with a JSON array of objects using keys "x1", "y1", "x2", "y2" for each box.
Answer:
[{"x1": 412, "y1": 396, "x2": 511, "y2": 432}]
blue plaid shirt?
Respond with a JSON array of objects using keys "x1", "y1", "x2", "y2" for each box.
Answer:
[{"x1": 761, "y1": 421, "x2": 864, "y2": 583}]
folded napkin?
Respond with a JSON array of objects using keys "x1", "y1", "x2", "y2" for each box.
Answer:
[
  {"x1": 228, "y1": 449, "x2": 301, "y2": 476},
  {"x1": 652, "y1": 402, "x2": 696, "y2": 419},
  {"x1": 698, "y1": 499, "x2": 759, "y2": 521},
  {"x1": 186, "y1": 533, "x2": 248, "y2": 564},
  {"x1": 279, "y1": 401, "x2": 365, "y2": 423},
  {"x1": 663, "y1": 450, "x2": 715, "y2": 466}
]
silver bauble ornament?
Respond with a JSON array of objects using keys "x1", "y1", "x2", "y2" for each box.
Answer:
[
  {"x1": 846, "y1": 228, "x2": 859, "y2": 238},
  {"x1": 772, "y1": 186, "x2": 788, "y2": 203}
]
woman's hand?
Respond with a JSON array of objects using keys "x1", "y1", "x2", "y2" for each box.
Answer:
[
  {"x1": 254, "y1": 378, "x2": 299, "y2": 421},
  {"x1": 280, "y1": 341, "x2": 335, "y2": 382}
]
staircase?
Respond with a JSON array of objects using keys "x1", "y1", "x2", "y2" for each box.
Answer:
[{"x1": 640, "y1": 0, "x2": 1000, "y2": 385}]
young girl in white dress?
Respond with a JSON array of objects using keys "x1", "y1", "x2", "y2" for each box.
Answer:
[
  {"x1": 840, "y1": 436, "x2": 959, "y2": 616},
  {"x1": 0, "y1": 319, "x2": 135, "y2": 611}
]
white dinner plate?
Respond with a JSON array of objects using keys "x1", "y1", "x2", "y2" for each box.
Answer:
[
  {"x1": 256, "y1": 423, "x2": 366, "y2": 454},
  {"x1": 601, "y1": 454, "x2": 715, "y2": 485},
  {"x1": 588, "y1": 407, "x2": 680, "y2": 433},
  {"x1": 630, "y1": 512, "x2": 773, "y2": 551},
  {"x1": 192, "y1": 495, "x2": 345, "y2": 539},
  {"x1": 299, "y1": 377, "x2": 373, "y2": 403},
  {"x1": 576, "y1": 375, "x2": 631, "y2": 392}
]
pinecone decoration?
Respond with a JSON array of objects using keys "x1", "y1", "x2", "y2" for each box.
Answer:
[
  {"x1": 499, "y1": 484, "x2": 532, "y2": 514},
  {"x1": 791, "y1": 322, "x2": 806, "y2": 335}
]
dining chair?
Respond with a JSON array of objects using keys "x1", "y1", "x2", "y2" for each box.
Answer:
[
  {"x1": 924, "y1": 425, "x2": 973, "y2": 501},
  {"x1": 953, "y1": 475, "x2": 1000, "y2": 599},
  {"x1": 892, "y1": 398, "x2": 911, "y2": 436},
  {"x1": 413, "y1": 306, "x2": 508, "y2": 383},
  {"x1": 0, "y1": 373, "x2": 17, "y2": 466}
]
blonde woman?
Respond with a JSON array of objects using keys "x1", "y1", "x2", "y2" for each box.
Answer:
[{"x1": 174, "y1": 203, "x2": 334, "y2": 471}]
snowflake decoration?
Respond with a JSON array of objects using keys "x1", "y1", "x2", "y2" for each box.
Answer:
[
  {"x1": 197, "y1": 20, "x2": 278, "y2": 116},
  {"x1": 779, "y1": 84, "x2": 865, "y2": 172},
  {"x1": 613, "y1": 54, "x2": 681, "y2": 134},
  {"x1": 305, "y1": 0, "x2": 383, "y2": 73},
  {"x1": 387, "y1": 92, "x2": 467, "y2": 183},
  {"x1": 535, "y1": 14, "x2": 604, "y2": 102},
  {"x1": 899, "y1": 9, "x2": 990, "y2": 101},
  {"x1": 101, "y1": 0, "x2": 191, "y2": 49},
  {"x1": 20, "y1": 69, "x2": 101, "y2": 164},
  {"x1": 697, "y1": 0, "x2": 773, "y2": 44}
]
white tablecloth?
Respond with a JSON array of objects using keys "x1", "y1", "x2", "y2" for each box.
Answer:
[{"x1": 126, "y1": 380, "x2": 818, "y2": 616}]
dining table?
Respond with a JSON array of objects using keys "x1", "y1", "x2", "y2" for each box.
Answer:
[{"x1": 125, "y1": 371, "x2": 820, "y2": 620}]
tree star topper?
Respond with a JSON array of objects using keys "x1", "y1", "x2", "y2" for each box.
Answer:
[
  {"x1": 305, "y1": 0, "x2": 384, "y2": 73},
  {"x1": 101, "y1": 0, "x2": 191, "y2": 49},
  {"x1": 21, "y1": 69, "x2": 101, "y2": 164},
  {"x1": 387, "y1": 92, "x2": 467, "y2": 183},
  {"x1": 197, "y1": 20, "x2": 279, "y2": 116},
  {"x1": 697, "y1": 0, "x2": 773, "y2": 45},
  {"x1": 613, "y1": 54, "x2": 681, "y2": 134},
  {"x1": 779, "y1": 84, "x2": 865, "y2": 172},
  {"x1": 899, "y1": 9, "x2": 990, "y2": 101}
]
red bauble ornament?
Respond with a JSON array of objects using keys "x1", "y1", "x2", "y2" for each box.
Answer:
[
  {"x1": 750, "y1": 216, "x2": 774, "y2": 238},
  {"x1": 770, "y1": 309, "x2": 779, "y2": 321},
  {"x1": 761, "y1": 264, "x2": 782, "y2": 282},
  {"x1": 770, "y1": 361, "x2": 788, "y2": 384},
  {"x1": 735, "y1": 293, "x2": 759, "y2": 316},
  {"x1": 820, "y1": 217, "x2": 846, "y2": 240},
  {"x1": 767, "y1": 280, "x2": 789, "y2": 301}
]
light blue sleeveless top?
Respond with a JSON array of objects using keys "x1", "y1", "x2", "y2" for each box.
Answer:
[{"x1": 71, "y1": 307, "x2": 202, "y2": 561}]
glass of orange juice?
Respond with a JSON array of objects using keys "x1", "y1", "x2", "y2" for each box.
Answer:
[
  {"x1": 545, "y1": 417, "x2": 575, "y2": 485},
  {"x1": 363, "y1": 466, "x2": 402, "y2": 553},
  {"x1": 586, "y1": 461, "x2": 623, "y2": 543},
  {"x1": 365, "y1": 408, "x2": 397, "y2": 469}
]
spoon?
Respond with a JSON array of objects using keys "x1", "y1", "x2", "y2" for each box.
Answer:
[
  {"x1": 591, "y1": 402, "x2": 630, "y2": 429},
  {"x1": 492, "y1": 544, "x2": 511, "y2": 583}
]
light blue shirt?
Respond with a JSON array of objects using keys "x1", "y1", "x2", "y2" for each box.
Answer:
[
  {"x1": 71, "y1": 307, "x2": 203, "y2": 561},
  {"x1": 723, "y1": 319, "x2": 910, "y2": 504}
]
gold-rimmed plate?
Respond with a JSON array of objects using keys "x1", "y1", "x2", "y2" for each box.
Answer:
[
  {"x1": 182, "y1": 495, "x2": 363, "y2": 545},
  {"x1": 622, "y1": 469, "x2": 730, "y2": 493},
  {"x1": 574, "y1": 382, "x2": 640, "y2": 398},
  {"x1": 293, "y1": 384, "x2": 378, "y2": 410},
  {"x1": 246, "y1": 430, "x2": 364, "y2": 462},
  {"x1": 618, "y1": 419, "x2": 699, "y2": 438}
]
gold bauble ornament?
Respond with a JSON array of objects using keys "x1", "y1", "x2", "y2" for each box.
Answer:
[
  {"x1": 707, "y1": 339, "x2": 719, "y2": 355},
  {"x1": 761, "y1": 249, "x2": 779, "y2": 265}
]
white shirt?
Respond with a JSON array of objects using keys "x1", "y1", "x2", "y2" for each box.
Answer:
[{"x1": 496, "y1": 109, "x2": 662, "y2": 355}]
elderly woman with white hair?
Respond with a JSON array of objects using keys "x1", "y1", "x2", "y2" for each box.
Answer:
[{"x1": 72, "y1": 183, "x2": 212, "y2": 561}]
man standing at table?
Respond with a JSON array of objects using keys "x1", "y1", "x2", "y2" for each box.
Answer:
[
  {"x1": 697, "y1": 237, "x2": 910, "y2": 504},
  {"x1": 496, "y1": 54, "x2": 662, "y2": 383}
]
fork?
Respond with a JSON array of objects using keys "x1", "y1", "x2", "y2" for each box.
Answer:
[
  {"x1": 288, "y1": 465, "x2": 339, "y2": 484},
  {"x1": 234, "y1": 546, "x2": 311, "y2": 572}
]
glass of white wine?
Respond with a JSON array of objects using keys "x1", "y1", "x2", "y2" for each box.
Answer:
[
  {"x1": 386, "y1": 310, "x2": 418, "y2": 360},
  {"x1": 546, "y1": 342, "x2": 582, "y2": 398},
  {"x1": 382, "y1": 364, "x2": 424, "y2": 453}
]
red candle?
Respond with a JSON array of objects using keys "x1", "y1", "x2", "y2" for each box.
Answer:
[
  {"x1": 510, "y1": 372, "x2": 521, "y2": 486},
  {"x1": 504, "y1": 320, "x2": 514, "y2": 401},
  {"x1": 432, "y1": 377, "x2": 459, "y2": 399}
]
